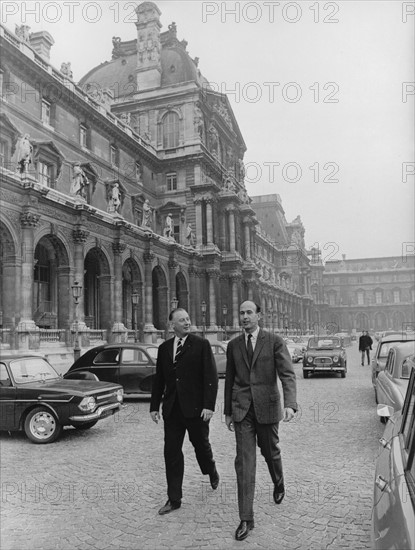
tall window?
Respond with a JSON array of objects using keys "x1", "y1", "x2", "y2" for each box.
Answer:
[
  {"x1": 110, "y1": 145, "x2": 119, "y2": 166},
  {"x1": 41, "y1": 100, "x2": 51, "y2": 124},
  {"x1": 166, "y1": 172, "x2": 177, "y2": 191},
  {"x1": 357, "y1": 291, "x2": 364, "y2": 305},
  {"x1": 0, "y1": 140, "x2": 6, "y2": 167},
  {"x1": 38, "y1": 162, "x2": 53, "y2": 187},
  {"x1": 163, "y1": 112, "x2": 179, "y2": 149},
  {"x1": 328, "y1": 293, "x2": 336, "y2": 306},
  {"x1": 80, "y1": 125, "x2": 88, "y2": 148},
  {"x1": 375, "y1": 290, "x2": 382, "y2": 304},
  {"x1": 393, "y1": 290, "x2": 400, "y2": 303}
]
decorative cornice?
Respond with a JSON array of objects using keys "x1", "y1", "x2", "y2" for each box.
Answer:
[
  {"x1": 20, "y1": 211, "x2": 40, "y2": 227},
  {"x1": 72, "y1": 228, "x2": 89, "y2": 244}
]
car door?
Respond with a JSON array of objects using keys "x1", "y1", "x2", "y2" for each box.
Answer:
[
  {"x1": 0, "y1": 363, "x2": 17, "y2": 430},
  {"x1": 88, "y1": 348, "x2": 120, "y2": 386},
  {"x1": 377, "y1": 350, "x2": 395, "y2": 407},
  {"x1": 118, "y1": 347, "x2": 155, "y2": 393}
]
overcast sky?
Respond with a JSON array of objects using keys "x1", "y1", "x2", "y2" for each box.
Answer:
[{"x1": 2, "y1": 0, "x2": 414, "y2": 261}]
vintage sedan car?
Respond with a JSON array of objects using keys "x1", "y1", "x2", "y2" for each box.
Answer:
[
  {"x1": 372, "y1": 363, "x2": 415, "y2": 549},
  {"x1": 302, "y1": 336, "x2": 347, "y2": 378},
  {"x1": 375, "y1": 345, "x2": 415, "y2": 418},
  {"x1": 371, "y1": 333, "x2": 415, "y2": 394},
  {"x1": 283, "y1": 338, "x2": 303, "y2": 363},
  {"x1": 0, "y1": 354, "x2": 123, "y2": 444},
  {"x1": 209, "y1": 341, "x2": 227, "y2": 377},
  {"x1": 65, "y1": 343, "x2": 159, "y2": 395}
]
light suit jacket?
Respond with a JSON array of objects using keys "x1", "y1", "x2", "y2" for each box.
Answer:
[{"x1": 224, "y1": 329, "x2": 298, "y2": 424}]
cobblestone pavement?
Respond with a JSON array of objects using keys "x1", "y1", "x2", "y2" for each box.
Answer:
[{"x1": 1, "y1": 345, "x2": 383, "y2": 550}]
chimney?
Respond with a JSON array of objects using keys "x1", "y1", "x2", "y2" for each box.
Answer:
[{"x1": 29, "y1": 31, "x2": 54, "y2": 61}]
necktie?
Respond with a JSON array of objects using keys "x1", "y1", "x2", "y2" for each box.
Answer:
[
  {"x1": 246, "y1": 334, "x2": 253, "y2": 366},
  {"x1": 174, "y1": 338, "x2": 183, "y2": 363}
]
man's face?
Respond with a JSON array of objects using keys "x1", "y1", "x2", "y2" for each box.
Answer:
[
  {"x1": 240, "y1": 301, "x2": 260, "y2": 333},
  {"x1": 171, "y1": 309, "x2": 191, "y2": 338}
]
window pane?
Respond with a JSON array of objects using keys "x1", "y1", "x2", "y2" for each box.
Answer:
[{"x1": 163, "y1": 112, "x2": 179, "y2": 148}]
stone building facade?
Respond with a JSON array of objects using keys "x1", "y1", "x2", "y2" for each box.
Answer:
[{"x1": 0, "y1": 2, "x2": 314, "y2": 351}]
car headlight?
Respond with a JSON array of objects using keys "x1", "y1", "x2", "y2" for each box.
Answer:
[
  {"x1": 116, "y1": 389, "x2": 123, "y2": 403},
  {"x1": 79, "y1": 396, "x2": 96, "y2": 412},
  {"x1": 307, "y1": 356, "x2": 313, "y2": 363},
  {"x1": 333, "y1": 356, "x2": 339, "y2": 362}
]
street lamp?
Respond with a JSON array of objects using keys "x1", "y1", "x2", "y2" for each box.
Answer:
[
  {"x1": 222, "y1": 304, "x2": 228, "y2": 341},
  {"x1": 131, "y1": 292, "x2": 140, "y2": 342},
  {"x1": 71, "y1": 280, "x2": 83, "y2": 361},
  {"x1": 201, "y1": 300, "x2": 207, "y2": 338},
  {"x1": 171, "y1": 297, "x2": 179, "y2": 311},
  {"x1": 267, "y1": 311, "x2": 272, "y2": 332}
]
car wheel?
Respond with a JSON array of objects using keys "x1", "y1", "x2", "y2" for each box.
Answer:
[
  {"x1": 24, "y1": 407, "x2": 62, "y2": 444},
  {"x1": 71, "y1": 420, "x2": 98, "y2": 430},
  {"x1": 303, "y1": 370, "x2": 309, "y2": 379},
  {"x1": 380, "y1": 415, "x2": 387, "y2": 424},
  {"x1": 341, "y1": 371, "x2": 346, "y2": 378}
]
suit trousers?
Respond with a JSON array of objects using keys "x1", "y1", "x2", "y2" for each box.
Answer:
[
  {"x1": 163, "y1": 398, "x2": 215, "y2": 502},
  {"x1": 234, "y1": 404, "x2": 283, "y2": 521}
]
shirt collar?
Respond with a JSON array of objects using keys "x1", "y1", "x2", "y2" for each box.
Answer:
[{"x1": 245, "y1": 327, "x2": 260, "y2": 340}]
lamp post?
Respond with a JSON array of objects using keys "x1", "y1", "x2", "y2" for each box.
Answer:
[
  {"x1": 131, "y1": 292, "x2": 140, "y2": 342},
  {"x1": 71, "y1": 280, "x2": 83, "y2": 361},
  {"x1": 171, "y1": 297, "x2": 178, "y2": 311},
  {"x1": 267, "y1": 311, "x2": 272, "y2": 332},
  {"x1": 201, "y1": 300, "x2": 207, "y2": 338},
  {"x1": 222, "y1": 304, "x2": 228, "y2": 341}
]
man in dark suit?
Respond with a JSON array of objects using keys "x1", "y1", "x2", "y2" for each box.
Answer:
[
  {"x1": 224, "y1": 301, "x2": 298, "y2": 541},
  {"x1": 358, "y1": 331, "x2": 373, "y2": 366},
  {"x1": 150, "y1": 308, "x2": 219, "y2": 515}
]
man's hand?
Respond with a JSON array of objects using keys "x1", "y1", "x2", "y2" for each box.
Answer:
[
  {"x1": 283, "y1": 407, "x2": 295, "y2": 422},
  {"x1": 201, "y1": 409, "x2": 214, "y2": 422},
  {"x1": 225, "y1": 415, "x2": 234, "y2": 431},
  {"x1": 150, "y1": 411, "x2": 160, "y2": 424}
]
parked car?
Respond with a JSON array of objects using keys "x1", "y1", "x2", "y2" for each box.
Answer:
[
  {"x1": 302, "y1": 336, "x2": 347, "y2": 378},
  {"x1": 65, "y1": 343, "x2": 159, "y2": 395},
  {"x1": 210, "y1": 341, "x2": 227, "y2": 377},
  {"x1": 283, "y1": 338, "x2": 303, "y2": 363},
  {"x1": 375, "y1": 346, "x2": 415, "y2": 418},
  {"x1": 372, "y1": 363, "x2": 415, "y2": 549},
  {"x1": 371, "y1": 333, "x2": 415, "y2": 394},
  {"x1": 0, "y1": 354, "x2": 123, "y2": 444},
  {"x1": 334, "y1": 333, "x2": 352, "y2": 347}
]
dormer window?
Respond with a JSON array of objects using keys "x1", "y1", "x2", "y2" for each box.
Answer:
[
  {"x1": 80, "y1": 124, "x2": 88, "y2": 148},
  {"x1": 110, "y1": 145, "x2": 119, "y2": 167}
]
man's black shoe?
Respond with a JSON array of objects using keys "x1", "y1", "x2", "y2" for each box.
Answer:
[
  {"x1": 209, "y1": 468, "x2": 220, "y2": 490},
  {"x1": 273, "y1": 485, "x2": 285, "y2": 505},
  {"x1": 235, "y1": 520, "x2": 254, "y2": 541},
  {"x1": 158, "y1": 499, "x2": 181, "y2": 515}
]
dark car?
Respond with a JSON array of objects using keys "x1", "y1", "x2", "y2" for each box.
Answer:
[
  {"x1": 0, "y1": 354, "x2": 123, "y2": 444},
  {"x1": 371, "y1": 333, "x2": 415, "y2": 394},
  {"x1": 302, "y1": 336, "x2": 347, "y2": 378},
  {"x1": 372, "y1": 363, "x2": 415, "y2": 549},
  {"x1": 65, "y1": 343, "x2": 159, "y2": 395}
]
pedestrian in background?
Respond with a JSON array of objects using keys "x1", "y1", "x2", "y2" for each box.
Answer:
[
  {"x1": 224, "y1": 301, "x2": 298, "y2": 541},
  {"x1": 359, "y1": 330, "x2": 373, "y2": 366},
  {"x1": 150, "y1": 308, "x2": 219, "y2": 515}
]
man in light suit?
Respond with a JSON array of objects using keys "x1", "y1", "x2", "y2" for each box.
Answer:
[
  {"x1": 224, "y1": 301, "x2": 298, "y2": 541},
  {"x1": 150, "y1": 308, "x2": 219, "y2": 515}
]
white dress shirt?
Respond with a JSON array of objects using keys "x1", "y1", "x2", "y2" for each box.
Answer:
[{"x1": 245, "y1": 326, "x2": 260, "y2": 351}]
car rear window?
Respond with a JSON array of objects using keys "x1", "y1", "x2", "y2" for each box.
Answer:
[
  {"x1": 121, "y1": 349, "x2": 152, "y2": 365},
  {"x1": 94, "y1": 350, "x2": 119, "y2": 364}
]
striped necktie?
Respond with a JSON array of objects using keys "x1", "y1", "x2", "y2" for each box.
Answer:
[{"x1": 174, "y1": 338, "x2": 183, "y2": 363}]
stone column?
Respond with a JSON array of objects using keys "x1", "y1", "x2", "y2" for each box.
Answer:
[
  {"x1": 72, "y1": 228, "x2": 89, "y2": 327},
  {"x1": 188, "y1": 266, "x2": 198, "y2": 330},
  {"x1": 228, "y1": 208, "x2": 236, "y2": 252},
  {"x1": 1, "y1": 253, "x2": 18, "y2": 328},
  {"x1": 243, "y1": 220, "x2": 251, "y2": 260},
  {"x1": 168, "y1": 259, "x2": 178, "y2": 307},
  {"x1": 206, "y1": 198, "x2": 214, "y2": 245},
  {"x1": 194, "y1": 198, "x2": 203, "y2": 247},
  {"x1": 112, "y1": 242, "x2": 128, "y2": 341},
  {"x1": 207, "y1": 269, "x2": 219, "y2": 327},
  {"x1": 231, "y1": 275, "x2": 240, "y2": 327},
  {"x1": 220, "y1": 210, "x2": 227, "y2": 250},
  {"x1": 143, "y1": 251, "x2": 155, "y2": 333}
]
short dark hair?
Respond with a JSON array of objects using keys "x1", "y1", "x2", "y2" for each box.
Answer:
[{"x1": 169, "y1": 307, "x2": 187, "y2": 321}]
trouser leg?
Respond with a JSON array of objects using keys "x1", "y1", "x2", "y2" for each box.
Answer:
[
  {"x1": 234, "y1": 406, "x2": 257, "y2": 521},
  {"x1": 256, "y1": 421, "x2": 283, "y2": 488},
  {"x1": 163, "y1": 403, "x2": 186, "y2": 502},
  {"x1": 366, "y1": 349, "x2": 370, "y2": 364},
  {"x1": 186, "y1": 416, "x2": 216, "y2": 475}
]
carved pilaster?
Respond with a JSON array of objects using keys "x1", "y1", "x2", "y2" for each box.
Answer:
[
  {"x1": 112, "y1": 242, "x2": 127, "y2": 255},
  {"x1": 72, "y1": 228, "x2": 89, "y2": 244},
  {"x1": 20, "y1": 212, "x2": 40, "y2": 227}
]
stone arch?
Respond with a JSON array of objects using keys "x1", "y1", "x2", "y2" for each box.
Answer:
[
  {"x1": 391, "y1": 310, "x2": 405, "y2": 331},
  {"x1": 356, "y1": 312, "x2": 369, "y2": 331},
  {"x1": 84, "y1": 247, "x2": 112, "y2": 329},
  {"x1": 152, "y1": 265, "x2": 168, "y2": 330},
  {"x1": 0, "y1": 221, "x2": 19, "y2": 327},
  {"x1": 176, "y1": 271, "x2": 189, "y2": 311},
  {"x1": 374, "y1": 311, "x2": 387, "y2": 331},
  {"x1": 34, "y1": 234, "x2": 71, "y2": 329},
  {"x1": 122, "y1": 258, "x2": 144, "y2": 331}
]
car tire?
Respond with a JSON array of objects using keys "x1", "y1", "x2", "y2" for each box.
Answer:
[
  {"x1": 341, "y1": 371, "x2": 346, "y2": 378},
  {"x1": 303, "y1": 370, "x2": 309, "y2": 379},
  {"x1": 380, "y1": 415, "x2": 387, "y2": 424},
  {"x1": 71, "y1": 420, "x2": 98, "y2": 430},
  {"x1": 24, "y1": 407, "x2": 63, "y2": 444}
]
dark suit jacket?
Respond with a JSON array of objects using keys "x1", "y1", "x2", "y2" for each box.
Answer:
[
  {"x1": 224, "y1": 329, "x2": 298, "y2": 424},
  {"x1": 359, "y1": 335, "x2": 373, "y2": 351},
  {"x1": 150, "y1": 333, "x2": 218, "y2": 419}
]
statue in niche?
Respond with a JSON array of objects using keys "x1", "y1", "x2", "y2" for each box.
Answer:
[
  {"x1": 70, "y1": 162, "x2": 89, "y2": 199},
  {"x1": 186, "y1": 223, "x2": 195, "y2": 247},
  {"x1": 15, "y1": 134, "x2": 33, "y2": 174},
  {"x1": 142, "y1": 199, "x2": 153, "y2": 228},
  {"x1": 108, "y1": 182, "x2": 121, "y2": 213},
  {"x1": 238, "y1": 159, "x2": 245, "y2": 180},
  {"x1": 208, "y1": 125, "x2": 218, "y2": 157},
  {"x1": 223, "y1": 171, "x2": 235, "y2": 192},
  {"x1": 194, "y1": 103, "x2": 204, "y2": 140},
  {"x1": 119, "y1": 112, "x2": 131, "y2": 126},
  {"x1": 163, "y1": 213, "x2": 174, "y2": 240}
]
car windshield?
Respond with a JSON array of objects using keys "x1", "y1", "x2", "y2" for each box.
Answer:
[
  {"x1": 9, "y1": 358, "x2": 59, "y2": 384},
  {"x1": 308, "y1": 338, "x2": 341, "y2": 349}
]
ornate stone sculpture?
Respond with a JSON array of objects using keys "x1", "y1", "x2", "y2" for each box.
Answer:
[
  {"x1": 194, "y1": 103, "x2": 204, "y2": 140},
  {"x1": 60, "y1": 62, "x2": 73, "y2": 79},
  {"x1": 70, "y1": 162, "x2": 89, "y2": 199},
  {"x1": 163, "y1": 213, "x2": 174, "y2": 240},
  {"x1": 15, "y1": 25, "x2": 30, "y2": 42},
  {"x1": 108, "y1": 182, "x2": 121, "y2": 213},
  {"x1": 186, "y1": 223, "x2": 195, "y2": 247},
  {"x1": 15, "y1": 134, "x2": 33, "y2": 174},
  {"x1": 208, "y1": 125, "x2": 218, "y2": 158},
  {"x1": 142, "y1": 199, "x2": 153, "y2": 228}
]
